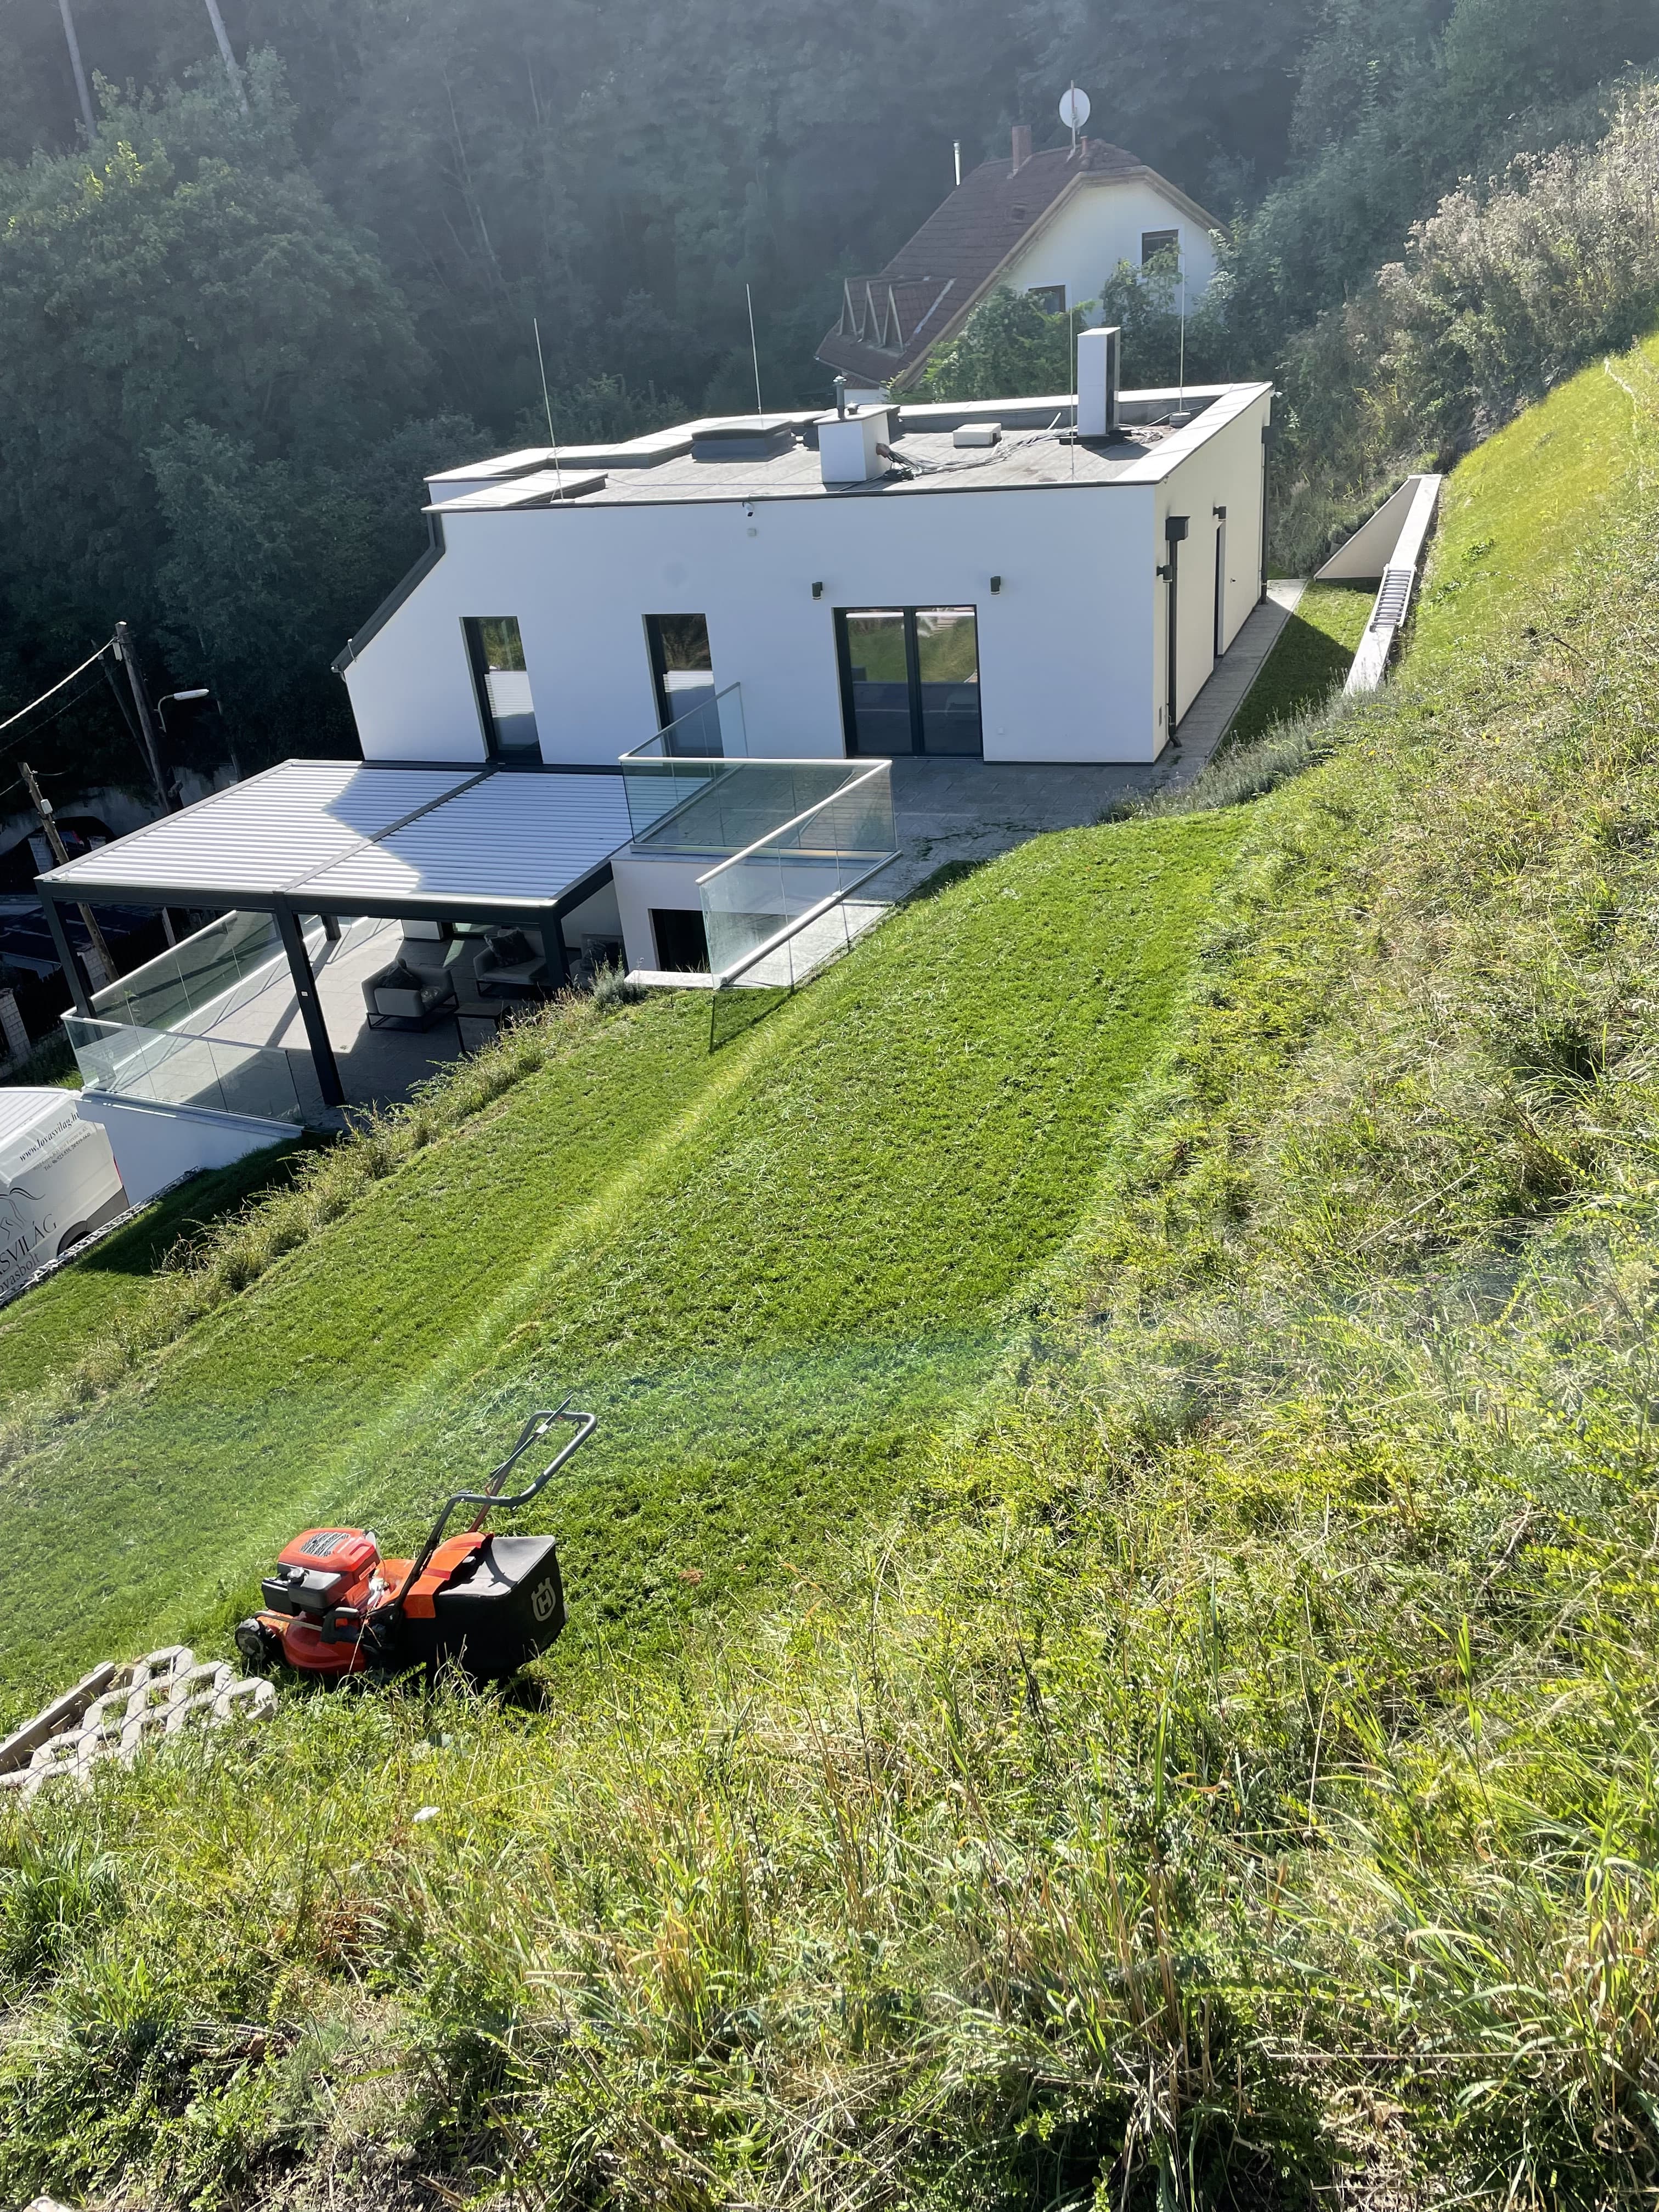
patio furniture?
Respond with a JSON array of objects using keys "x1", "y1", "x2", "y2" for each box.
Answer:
[
  {"x1": 473, "y1": 927, "x2": 550, "y2": 998},
  {"x1": 363, "y1": 922, "x2": 465, "y2": 1030},
  {"x1": 455, "y1": 998, "x2": 508, "y2": 1054}
]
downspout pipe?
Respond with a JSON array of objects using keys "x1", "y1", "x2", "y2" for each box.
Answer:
[{"x1": 1163, "y1": 515, "x2": 1189, "y2": 744}]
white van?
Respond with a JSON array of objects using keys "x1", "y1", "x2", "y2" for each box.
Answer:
[{"x1": 0, "y1": 1089, "x2": 128, "y2": 1300}]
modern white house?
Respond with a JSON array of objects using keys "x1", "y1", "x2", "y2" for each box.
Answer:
[
  {"x1": 35, "y1": 341, "x2": 1270, "y2": 1158},
  {"x1": 819, "y1": 129, "x2": 1222, "y2": 398}
]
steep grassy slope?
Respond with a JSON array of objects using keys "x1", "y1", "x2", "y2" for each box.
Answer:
[
  {"x1": 7, "y1": 342, "x2": 1659, "y2": 2212},
  {"x1": 1224, "y1": 579, "x2": 1373, "y2": 751},
  {"x1": 0, "y1": 813, "x2": 1240, "y2": 1692},
  {"x1": 0, "y1": 1142, "x2": 307, "y2": 1410}
]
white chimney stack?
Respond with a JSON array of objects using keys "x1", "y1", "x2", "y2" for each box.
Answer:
[
  {"x1": 1076, "y1": 324, "x2": 1121, "y2": 439},
  {"x1": 817, "y1": 404, "x2": 895, "y2": 484}
]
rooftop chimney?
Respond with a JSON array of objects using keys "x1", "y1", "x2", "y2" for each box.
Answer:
[
  {"x1": 1011, "y1": 123, "x2": 1031, "y2": 173},
  {"x1": 1076, "y1": 324, "x2": 1121, "y2": 439}
]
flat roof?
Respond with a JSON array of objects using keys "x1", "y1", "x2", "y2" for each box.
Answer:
[
  {"x1": 38, "y1": 760, "x2": 641, "y2": 918},
  {"x1": 427, "y1": 382, "x2": 1270, "y2": 514}
]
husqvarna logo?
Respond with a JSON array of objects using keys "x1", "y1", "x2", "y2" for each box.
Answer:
[{"x1": 531, "y1": 1577, "x2": 558, "y2": 1623}]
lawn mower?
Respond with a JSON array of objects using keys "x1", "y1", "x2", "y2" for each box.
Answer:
[{"x1": 235, "y1": 1402, "x2": 594, "y2": 1682}]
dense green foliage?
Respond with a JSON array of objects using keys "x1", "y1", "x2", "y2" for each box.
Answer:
[
  {"x1": 4, "y1": 0, "x2": 1658, "y2": 791},
  {"x1": 0, "y1": 324, "x2": 1656, "y2": 2211}
]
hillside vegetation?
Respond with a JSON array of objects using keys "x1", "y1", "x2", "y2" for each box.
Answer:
[{"x1": 5, "y1": 336, "x2": 1659, "y2": 2207}]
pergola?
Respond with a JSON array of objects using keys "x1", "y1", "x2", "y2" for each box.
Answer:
[{"x1": 36, "y1": 759, "x2": 636, "y2": 1108}]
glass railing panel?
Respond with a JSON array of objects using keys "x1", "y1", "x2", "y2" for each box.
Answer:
[
  {"x1": 633, "y1": 761, "x2": 871, "y2": 856},
  {"x1": 92, "y1": 909, "x2": 284, "y2": 1033},
  {"x1": 697, "y1": 764, "x2": 896, "y2": 982},
  {"x1": 65, "y1": 1014, "x2": 303, "y2": 1125}
]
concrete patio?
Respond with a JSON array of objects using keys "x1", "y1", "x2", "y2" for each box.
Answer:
[
  {"x1": 867, "y1": 580, "x2": 1307, "y2": 900},
  {"x1": 172, "y1": 916, "x2": 467, "y2": 1125}
]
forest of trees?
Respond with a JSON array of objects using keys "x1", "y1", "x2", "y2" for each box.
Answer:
[{"x1": 2, "y1": 0, "x2": 1656, "y2": 785}]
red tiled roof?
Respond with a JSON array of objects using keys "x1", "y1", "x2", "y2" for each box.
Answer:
[{"x1": 817, "y1": 138, "x2": 1220, "y2": 389}]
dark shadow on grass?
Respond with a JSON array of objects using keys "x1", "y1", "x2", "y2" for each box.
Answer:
[
  {"x1": 710, "y1": 984, "x2": 792, "y2": 1053},
  {"x1": 72, "y1": 1139, "x2": 315, "y2": 1279},
  {"x1": 1225, "y1": 586, "x2": 1373, "y2": 756}
]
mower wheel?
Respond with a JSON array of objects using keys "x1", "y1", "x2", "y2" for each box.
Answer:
[{"x1": 234, "y1": 1617, "x2": 281, "y2": 1671}]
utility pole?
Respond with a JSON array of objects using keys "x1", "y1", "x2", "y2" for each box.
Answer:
[
  {"x1": 201, "y1": 0, "x2": 249, "y2": 114},
  {"x1": 57, "y1": 0, "x2": 95, "y2": 139},
  {"x1": 112, "y1": 622, "x2": 173, "y2": 812},
  {"x1": 20, "y1": 761, "x2": 114, "y2": 993},
  {"x1": 112, "y1": 622, "x2": 178, "y2": 945}
]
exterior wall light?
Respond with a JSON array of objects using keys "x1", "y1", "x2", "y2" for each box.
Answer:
[
  {"x1": 990, "y1": 575, "x2": 1002, "y2": 594},
  {"x1": 812, "y1": 581, "x2": 823, "y2": 598}
]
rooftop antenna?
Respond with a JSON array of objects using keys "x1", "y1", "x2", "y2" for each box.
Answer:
[
  {"x1": 1058, "y1": 82, "x2": 1090, "y2": 155},
  {"x1": 746, "y1": 283, "x2": 764, "y2": 418},
  {"x1": 534, "y1": 315, "x2": 563, "y2": 494},
  {"x1": 57, "y1": 0, "x2": 95, "y2": 138},
  {"x1": 1172, "y1": 243, "x2": 1190, "y2": 426}
]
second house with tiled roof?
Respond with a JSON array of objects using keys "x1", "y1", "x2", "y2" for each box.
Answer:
[{"x1": 819, "y1": 126, "x2": 1222, "y2": 399}]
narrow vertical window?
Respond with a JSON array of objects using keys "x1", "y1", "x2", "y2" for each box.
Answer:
[
  {"x1": 462, "y1": 617, "x2": 540, "y2": 759},
  {"x1": 644, "y1": 614, "x2": 716, "y2": 750}
]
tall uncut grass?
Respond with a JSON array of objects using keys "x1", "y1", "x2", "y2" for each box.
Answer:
[
  {"x1": 1273, "y1": 77, "x2": 1659, "y2": 572},
  {"x1": 6, "y1": 352, "x2": 1659, "y2": 2206}
]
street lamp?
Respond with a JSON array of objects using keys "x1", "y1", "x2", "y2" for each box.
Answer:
[{"x1": 155, "y1": 689, "x2": 239, "y2": 789}]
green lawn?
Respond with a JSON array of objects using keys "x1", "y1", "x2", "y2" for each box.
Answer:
[
  {"x1": 0, "y1": 814, "x2": 1241, "y2": 1694},
  {"x1": 10, "y1": 336, "x2": 1659, "y2": 2212},
  {"x1": 0, "y1": 1142, "x2": 307, "y2": 1410},
  {"x1": 1224, "y1": 580, "x2": 1374, "y2": 751}
]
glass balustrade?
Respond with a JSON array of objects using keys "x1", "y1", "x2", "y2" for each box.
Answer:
[
  {"x1": 698, "y1": 763, "x2": 896, "y2": 984},
  {"x1": 65, "y1": 1014, "x2": 303, "y2": 1124},
  {"x1": 91, "y1": 909, "x2": 288, "y2": 1034}
]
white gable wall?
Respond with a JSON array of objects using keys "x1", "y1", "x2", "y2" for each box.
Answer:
[
  {"x1": 1002, "y1": 177, "x2": 1220, "y2": 318},
  {"x1": 345, "y1": 482, "x2": 1167, "y2": 768}
]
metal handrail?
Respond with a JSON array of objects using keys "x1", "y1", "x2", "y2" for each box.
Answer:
[{"x1": 693, "y1": 759, "x2": 892, "y2": 886}]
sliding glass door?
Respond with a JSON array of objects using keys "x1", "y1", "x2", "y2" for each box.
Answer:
[{"x1": 836, "y1": 607, "x2": 982, "y2": 758}]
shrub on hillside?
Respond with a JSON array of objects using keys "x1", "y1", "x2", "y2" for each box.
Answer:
[{"x1": 1272, "y1": 80, "x2": 1659, "y2": 569}]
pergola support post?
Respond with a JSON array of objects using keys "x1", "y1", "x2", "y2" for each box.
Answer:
[
  {"x1": 275, "y1": 904, "x2": 345, "y2": 1108},
  {"x1": 42, "y1": 895, "x2": 93, "y2": 1016}
]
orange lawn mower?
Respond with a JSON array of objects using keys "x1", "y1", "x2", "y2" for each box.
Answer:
[{"x1": 235, "y1": 1403, "x2": 594, "y2": 1683}]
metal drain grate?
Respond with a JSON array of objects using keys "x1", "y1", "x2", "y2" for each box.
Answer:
[{"x1": 1370, "y1": 565, "x2": 1415, "y2": 630}]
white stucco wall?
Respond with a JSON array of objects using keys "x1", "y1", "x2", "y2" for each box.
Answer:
[
  {"x1": 342, "y1": 385, "x2": 1268, "y2": 773},
  {"x1": 75, "y1": 1094, "x2": 291, "y2": 1211},
  {"x1": 1004, "y1": 177, "x2": 1220, "y2": 316},
  {"x1": 611, "y1": 854, "x2": 710, "y2": 971},
  {"x1": 345, "y1": 478, "x2": 1166, "y2": 769},
  {"x1": 1142, "y1": 386, "x2": 1272, "y2": 733}
]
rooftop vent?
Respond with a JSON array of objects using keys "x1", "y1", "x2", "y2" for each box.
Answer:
[
  {"x1": 1011, "y1": 123, "x2": 1031, "y2": 173},
  {"x1": 1075, "y1": 324, "x2": 1122, "y2": 439},
  {"x1": 817, "y1": 404, "x2": 896, "y2": 485},
  {"x1": 690, "y1": 419, "x2": 797, "y2": 462}
]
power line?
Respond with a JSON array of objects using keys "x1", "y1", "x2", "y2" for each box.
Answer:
[{"x1": 0, "y1": 640, "x2": 113, "y2": 740}]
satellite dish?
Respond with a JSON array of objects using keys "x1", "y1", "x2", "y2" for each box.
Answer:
[{"x1": 1058, "y1": 85, "x2": 1091, "y2": 132}]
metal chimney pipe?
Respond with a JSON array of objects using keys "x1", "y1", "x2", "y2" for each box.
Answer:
[{"x1": 834, "y1": 375, "x2": 847, "y2": 421}]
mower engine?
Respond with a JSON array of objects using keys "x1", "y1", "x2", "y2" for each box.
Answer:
[{"x1": 236, "y1": 1405, "x2": 588, "y2": 1682}]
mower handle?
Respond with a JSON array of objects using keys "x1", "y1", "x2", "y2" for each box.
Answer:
[{"x1": 392, "y1": 1401, "x2": 597, "y2": 1615}]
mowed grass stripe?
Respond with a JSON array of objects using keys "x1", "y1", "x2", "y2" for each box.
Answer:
[{"x1": 0, "y1": 814, "x2": 1242, "y2": 1692}]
